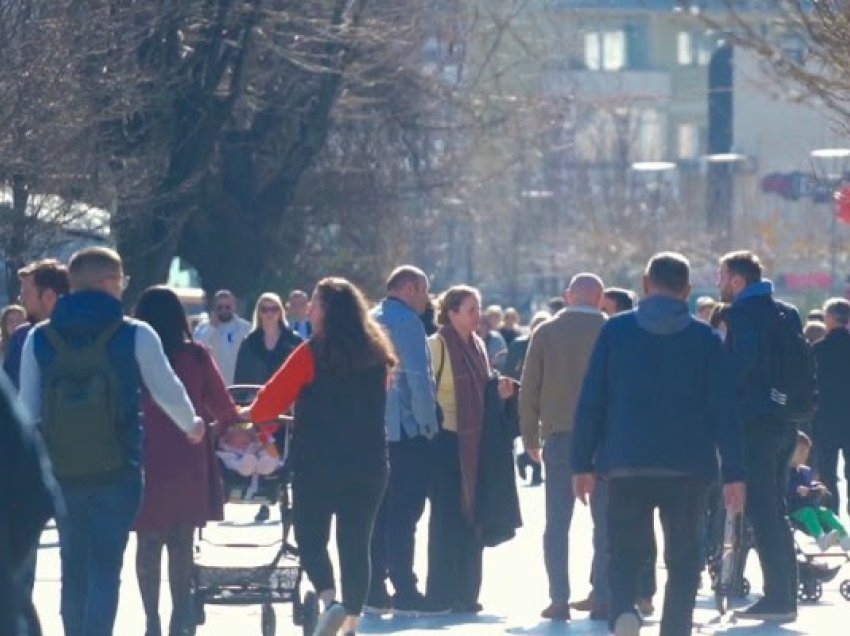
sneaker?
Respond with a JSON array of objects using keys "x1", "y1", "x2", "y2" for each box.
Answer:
[
  {"x1": 817, "y1": 530, "x2": 840, "y2": 551},
  {"x1": 636, "y1": 597, "x2": 654, "y2": 617},
  {"x1": 613, "y1": 611, "x2": 641, "y2": 636},
  {"x1": 569, "y1": 593, "x2": 593, "y2": 612},
  {"x1": 362, "y1": 588, "x2": 392, "y2": 615},
  {"x1": 254, "y1": 505, "x2": 270, "y2": 522},
  {"x1": 391, "y1": 593, "x2": 450, "y2": 617},
  {"x1": 313, "y1": 602, "x2": 346, "y2": 636},
  {"x1": 732, "y1": 598, "x2": 797, "y2": 622},
  {"x1": 540, "y1": 601, "x2": 570, "y2": 621}
]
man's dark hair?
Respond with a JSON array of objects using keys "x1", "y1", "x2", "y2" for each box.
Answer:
[
  {"x1": 547, "y1": 296, "x2": 566, "y2": 313},
  {"x1": 603, "y1": 288, "x2": 635, "y2": 313},
  {"x1": 720, "y1": 250, "x2": 763, "y2": 285},
  {"x1": 824, "y1": 297, "x2": 850, "y2": 327},
  {"x1": 18, "y1": 259, "x2": 70, "y2": 296},
  {"x1": 386, "y1": 265, "x2": 426, "y2": 292},
  {"x1": 646, "y1": 252, "x2": 690, "y2": 294}
]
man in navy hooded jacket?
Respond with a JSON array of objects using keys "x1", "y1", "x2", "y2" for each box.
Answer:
[
  {"x1": 718, "y1": 250, "x2": 802, "y2": 622},
  {"x1": 572, "y1": 252, "x2": 746, "y2": 636}
]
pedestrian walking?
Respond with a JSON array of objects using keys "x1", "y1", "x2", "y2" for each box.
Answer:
[
  {"x1": 367, "y1": 266, "x2": 443, "y2": 615},
  {"x1": 718, "y1": 250, "x2": 801, "y2": 622},
  {"x1": 194, "y1": 290, "x2": 251, "y2": 385},
  {"x1": 132, "y1": 286, "x2": 242, "y2": 636},
  {"x1": 1, "y1": 304, "x2": 26, "y2": 363},
  {"x1": 572, "y1": 252, "x2": 746, "y2": 636},
  {"x1": 519, "y1": 273, "x2": 606, "y2": 622},
  {"x1": 18, "y1": 247, "x2": 205, "y2": 636},
  {"x1": 247, "y1": 277, "x2": 395, "y2": 636}
]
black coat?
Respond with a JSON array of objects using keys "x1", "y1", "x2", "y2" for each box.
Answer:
[
  {"x1": 812, "y1": 328, "x2": 850, "y2": 438},
  {"x1": 1, "y1": 372, "x2": 58, "y2": 635},
  {"x1": 475, "y1": 376, "x2": 522, "y2": 547},
  {"x1": 234, "y1": 327, "x2": 302, "y2": 385}
]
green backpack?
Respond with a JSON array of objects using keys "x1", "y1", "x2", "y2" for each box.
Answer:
[{"x1": 41, "y1": 320, "x2": 125, "y2": 479}]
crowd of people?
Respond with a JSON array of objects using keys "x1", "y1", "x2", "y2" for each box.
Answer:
[{"x1": 1, "y1": 246, "x2": 849, "y2": 636}]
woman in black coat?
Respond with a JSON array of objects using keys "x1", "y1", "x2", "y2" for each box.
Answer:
[{"x1": 234, "y1": 292, "x2": 302, "y2": 521}]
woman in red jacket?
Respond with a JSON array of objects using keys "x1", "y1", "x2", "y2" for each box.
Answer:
[
  {"x1": 248, "y1": 277, "x2": 396, "y2": 636},
  {"x1": 133, "y1": 286, "x2": 241, "y2": 636}
]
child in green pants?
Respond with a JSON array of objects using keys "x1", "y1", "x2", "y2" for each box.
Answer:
[{"x1": 788, "y1": 432, "x2": 850, "y2": 551}]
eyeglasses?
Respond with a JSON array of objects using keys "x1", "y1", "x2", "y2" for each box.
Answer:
[{"x1": 259, "y1": 306, "x2": 280, "y2": 313}]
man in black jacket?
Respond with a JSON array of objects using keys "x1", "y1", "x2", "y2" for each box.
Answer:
[
  {"x1": 812, "y1": 298, "x2": 850, "y2": 516},
  {"x1": 718, "y1": 251, "x2": 799, "y2": 622},
  {"x1": 1, "y1": 371, "x2": 59, "y2": 636}
]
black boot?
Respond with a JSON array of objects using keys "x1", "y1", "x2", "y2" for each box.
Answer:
[{"x1": 516, "y1": 452, "x2": 530, "y2": 481}]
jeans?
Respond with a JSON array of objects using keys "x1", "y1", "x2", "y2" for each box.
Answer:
[
  {"x1": 543, "y1": 432, "x2": 575, "y2": 603},
  {"x1": 744, "y1": 420, "x2": 797, "y2": 608},
  {"x1": 370, "y1": 434, "x2": 431, "y2": 599},
  {"x1": 608, "y1": 476, "x2": 707, "y2": 636},
  {"x1": 57, "y1": 470, "x2": 143, "y2": 636},
  {"x1": 293, "y1": 473, "x2": 386, "y2": 615},
  {"x1": 589, "y1": 478, "x2": 610, "y2": 609}
]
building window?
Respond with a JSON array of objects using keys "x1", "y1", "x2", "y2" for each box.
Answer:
[
  {"x1": 677, "y1": 31, "x2": 714, "y2": 66},
  {"x1": 677, "y1": 32, "x2": 693, "y2": 65},
  {"x1": 584, "y1": 30, "x2": 627, "y2": 71},
  {"x1": 639, "y1": 109, "x2": 663, "y2": 161},
  {"x1": 678, "y1": 123, "x2": 699, "y2": 160}
]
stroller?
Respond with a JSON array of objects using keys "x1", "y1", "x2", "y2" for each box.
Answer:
[
  {"x1": 791, "y1": 521, "x2": 850, "y2": 603},
  {"x1": 188, "y1": 385, "x2": 319, "y2": 636}
]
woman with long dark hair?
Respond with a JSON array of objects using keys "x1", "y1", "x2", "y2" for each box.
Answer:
[
  {"x1": 133, "y1": 286, "x2": 240, "y2": 636},
  {"x1": 248, "y1": 277, "x2": 396, "y2": 636}
]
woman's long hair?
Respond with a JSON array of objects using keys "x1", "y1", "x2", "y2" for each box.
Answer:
[
  {"x1": 251, "y1": 292, "x2": 286, "y2": 331},
  {"x1": 311, "y1": 277, "x2": 396, "y2": 374},
  {"x1": 134, "y1": 286, "x2": 192, "y2": 360}
]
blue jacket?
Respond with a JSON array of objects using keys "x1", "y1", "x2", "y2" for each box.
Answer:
[
  {"x1": 726, "y1": 280, "x2": 802, "y2": 423},
  {"x1": 371, "y1": 297, "x2": 438, "y2": 441},
  {"x1": 572, "y1": 295, "x2": 746, "y2": 484},
  {"x1": 30, "y1": 291, "x2": 144, "y2": 474}
]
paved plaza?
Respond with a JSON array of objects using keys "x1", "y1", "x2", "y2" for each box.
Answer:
[{"x1": 33, "y1": 479, "x2": 850, "y2": 635}]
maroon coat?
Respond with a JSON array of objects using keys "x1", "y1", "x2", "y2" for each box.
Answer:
[{"x1": 134, "y1": 342, "x2": 239, "y2": 533}]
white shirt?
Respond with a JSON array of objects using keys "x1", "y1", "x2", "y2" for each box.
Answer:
[{"x1": 193, "y1": 316, "x2": 252, "y2": 385}]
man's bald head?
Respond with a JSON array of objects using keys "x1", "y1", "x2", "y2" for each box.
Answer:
[{"x1": 566, "y1": 273, "x2": 604, "y2": 308}]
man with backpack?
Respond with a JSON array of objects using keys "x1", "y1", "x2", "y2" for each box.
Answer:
[
  {"x1": 718, "y1": 250, "x2": 806, "y2": 622},
  {"x1": 18, "y1": 247, "x2": 205, "y2": 636}
]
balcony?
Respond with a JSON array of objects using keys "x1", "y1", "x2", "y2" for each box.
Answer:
[{"x1": 543, "y1": 68, "x2": 671, "y2": 104}]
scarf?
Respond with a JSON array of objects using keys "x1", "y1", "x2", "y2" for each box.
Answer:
[{"x1": 438, "y1": 323, "x2": 490, "y2": 524}]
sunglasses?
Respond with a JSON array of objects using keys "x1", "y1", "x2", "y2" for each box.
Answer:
[{"x1": 215, "y1": 305, "x2": 233, "y2": 312}]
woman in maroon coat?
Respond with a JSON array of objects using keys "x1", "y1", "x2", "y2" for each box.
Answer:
[{"x1": 133, "y1": 286, "x2": 240, "y2": 636}]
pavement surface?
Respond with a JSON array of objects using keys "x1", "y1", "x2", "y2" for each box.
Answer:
[{"x1": 33, "y1": 475, "x2": 850, "y2": 635}]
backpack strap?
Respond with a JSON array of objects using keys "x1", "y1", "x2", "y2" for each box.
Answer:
[
  {"x1": 93, "y1": 320, "x2": 124, "y2": 349},
  {"x1": 41, "y1": 325, "x2": 72, "y2": 357},
  {"x1": 435, "y1": 335, "x2": 447, "y2": 388}
]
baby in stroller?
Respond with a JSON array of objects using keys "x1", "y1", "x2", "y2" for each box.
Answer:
[
  {"x1": 788, "y1": 431, "x2": 850, "y2": 552},
  {"x1": 217, "y1": 423, "x2": 282, "y2": 477}
]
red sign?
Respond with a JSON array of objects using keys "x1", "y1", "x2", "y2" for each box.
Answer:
[
  {"x1": 784, "y1": 273, "x2": 833, "y2": 290},
  {"x1": 837, "y1": 184, "x2": 850, "y2": 225}
]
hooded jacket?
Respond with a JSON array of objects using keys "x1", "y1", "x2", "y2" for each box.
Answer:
[{"x1": 571, "y1": 295, "x2": 745, "y2": 484}]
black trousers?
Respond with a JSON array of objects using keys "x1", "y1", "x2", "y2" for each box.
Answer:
[
  {"x1": 370, "y1": 434, "x2": 431, "y2": 599},
  {"x1": 814, "y1": 426, "x2": 850, "y2": 516},
  {"x1": 608, "y1": 476, "x2": 708, "y2": 636},
  {"x1": 293, "y1": 472, "x2": 386, "y2": 615},
  {"x1": 426, "y1": 430, "x2": 483, "y2": 607},
  {"x1": 744, "y1": 420, "x2": 797, "y2": 608}
]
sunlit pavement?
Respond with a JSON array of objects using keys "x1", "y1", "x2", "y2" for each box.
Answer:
[{"x1": 34, "y1": 477, "x2": 850, "y2": 635}]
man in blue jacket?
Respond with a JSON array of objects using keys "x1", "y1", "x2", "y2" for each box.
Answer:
[
  {"x1": 368, "y1": 266, "x2": 443, "y2": 615},
  {"x1": 573, "y1": 252, "x2": 746, "y2": 636},
  {"x1": 719, "y1": 250, "x2": 802, "y2": 622},
  {"x1": 19, "y1": 247, "x2": 205, "y2": 636}
]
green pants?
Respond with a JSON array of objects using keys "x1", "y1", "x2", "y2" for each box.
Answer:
[{"x1": 790, "y1": 506, "x2": 848, "y2": 538}]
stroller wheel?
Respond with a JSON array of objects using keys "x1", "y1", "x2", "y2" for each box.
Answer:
[
  {"x1": 261, "y1": 603, "x2": 276, "y2": 636},
  {"x1": 798, "y1": 579, "x2": 822, "y2": 603},
  {"x1": 840, "y1": 580, "x2": 850, "y2": 601},
  {"x1": 302, "y1": 591, "x2": 319, "y2": 636}
]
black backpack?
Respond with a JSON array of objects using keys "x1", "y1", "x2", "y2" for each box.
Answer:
[
  {"x1": 767, "y1": 303, "x2": 816, "y2": 421},
  {"x1": 41, "y1": 321, "x2": 126, "y2": 479}
]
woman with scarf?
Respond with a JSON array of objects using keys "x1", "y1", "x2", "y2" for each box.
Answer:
[{"x1": 426, "y1": 285, "x2": 515, "y2": 613}]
